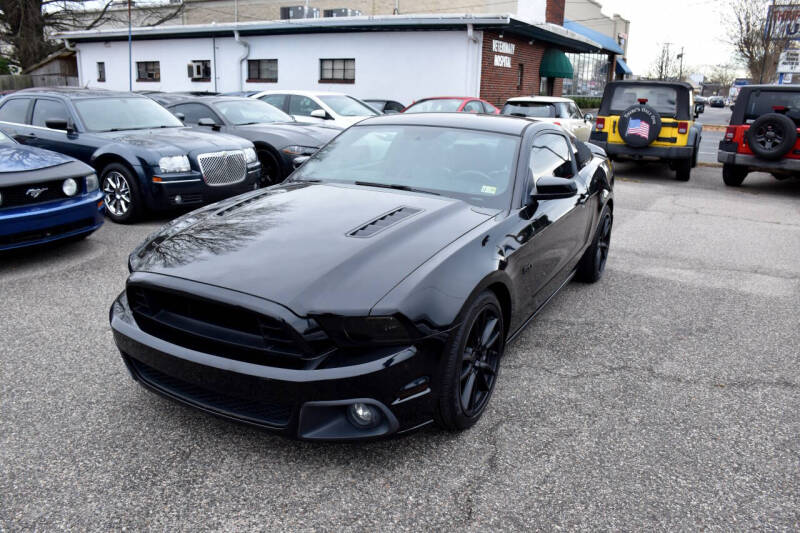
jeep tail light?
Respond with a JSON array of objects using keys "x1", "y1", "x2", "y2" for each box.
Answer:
[
  {"x1": 638, "y1": 98, "x2": 648, "y2": 104},
  {"x1": 724, "y1": 126, "x2": 736, "y2": 141},
  {"x1": 553, "y1": 121, "x2": 561, "y2": 126},
  {"x1": 595, "y1": 117, "x2": 605, "y2": 130},
  {"x1": 678, "y1": 121, "x2": 688, "y2": 134},
  {"x1": 773, "y1": 105, "x2": 787, "y2": 112}
]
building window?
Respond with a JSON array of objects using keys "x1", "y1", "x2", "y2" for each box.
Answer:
[
  {"x1": 136, "y1": 61, "x2": 160, "y2": 82},
  {"x1": 97, "y1": 62, "x2": 106, "y2": 82},
  {"x1": 319, "y1": 58, "x2": 355, "y2": 83},
  {"x1": 517, "y1": 63, "x2": 524, "y2": 91},
  {"x1": 247, "y1": 59, "x2": 278, "y2": 82},
  {"x1": 188, "y1": 60, "x2": 211, "y2": 81}
]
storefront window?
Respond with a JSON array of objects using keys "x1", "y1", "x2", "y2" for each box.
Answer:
[{"x1": 564, "y1": 53, "x2": 611, "y2": 97}]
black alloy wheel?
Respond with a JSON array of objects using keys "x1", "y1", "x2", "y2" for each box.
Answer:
[
  {"x1": 576, "y1": 207, "x2": 612, "y2": 283},
  {"x1": 746, "y1": 113, "x2": 797, "y2": 160},
  {"x1": 258, "y1": 149, "x2": 281, "y2": 187},
  {"x1": 435, "y1": 291, "x2": 505, "y2": 430},
  {"x1": 459, "y1": 307, "x2": 502, "y2": 417}
]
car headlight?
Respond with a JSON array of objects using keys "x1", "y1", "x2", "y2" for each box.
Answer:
[
  {"x1": 243, "y1": 147, "x2": 257, "y2": 164},
  {"x1": 158, "y1": 155, "x2": 191, "y2": 173},
  {"x1": 281, "y1": 145, "x2": 318, "y2": 156},
  {"x1": 314, "y1": 315, "x2": 418, "y2": 346},
  {"x1": 62, "y1": 178, "x2": 78, "y2": 197},
  {"x1": 85, "y1": 173, "x2": 99, "y2": 192}
]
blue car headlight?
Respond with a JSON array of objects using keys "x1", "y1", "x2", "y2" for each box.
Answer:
[{"x1": 158, "y1": 155, "x2": 191, "y2": 173}]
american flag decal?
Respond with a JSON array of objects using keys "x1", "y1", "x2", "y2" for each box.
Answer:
[{"x1": 627, "y1": 118, "x2": 650, "y2": 139}]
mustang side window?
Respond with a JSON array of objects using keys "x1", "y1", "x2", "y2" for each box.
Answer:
[{"x1": 530, "y1": 133, "x2": 574, "y2": 181}]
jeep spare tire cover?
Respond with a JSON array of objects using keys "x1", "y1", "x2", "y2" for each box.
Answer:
[
  {"x1": 746, "y1": 113, "x2": 797, "y2": 160},
  {"x1": 618, "y1": 104, "x2": 661, "y2": 147}
]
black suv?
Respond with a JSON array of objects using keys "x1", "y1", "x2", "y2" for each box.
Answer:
[{"x1": 0, "y1": 89, "x2": 260, "y2": 223}]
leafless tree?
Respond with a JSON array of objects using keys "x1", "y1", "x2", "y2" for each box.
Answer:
[
  {"x1": 648, "y1": 43, "x2": 679, "y2": 81},
  {"x1": 724, "y1": 0, "x2": 800, "y2": 83},
  {"x1": 0, "y1": 0, "x2": 184, "y2": 70}
]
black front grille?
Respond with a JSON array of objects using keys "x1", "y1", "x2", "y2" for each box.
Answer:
[
  {"x1": 0, "y1": 218, "x2": 95, "y2": 246},
  {"x1": 128, "y1": 357, "x2": 292, "y2": 427},
  {"x1": 0, "y1": 179, "x2": 81, "y2": 209},
  {"x1": 127, "y1": 285, "x2": 332, "y2": 369}
]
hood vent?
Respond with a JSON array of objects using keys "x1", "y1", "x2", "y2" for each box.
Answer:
[{"x1": 347, "y1": 206, "x2": 422, "y2": 238}]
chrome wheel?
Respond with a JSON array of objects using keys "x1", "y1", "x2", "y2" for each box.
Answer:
[
  {"x1": 102, "y1": 171, "x2": 131, "y2": 216},
  {"x1": 460, "y1": 308, "x2": 502, "y2": 416},
  {"x1": 595, "y1": 213, "x2": 612, "y2": 274}
]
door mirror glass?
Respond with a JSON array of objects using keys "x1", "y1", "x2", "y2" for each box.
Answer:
[
  {"x1": 529, "y1": 176, "x2": 578, "y2": 202},
  {"x1": 310, "y1": 109, "x2": 328, "y2": 119},
  {"x1": 45, "y1": 118, "x2": 69, "y2": 131},
  {"x1": 584, "y1": 113, "x2": 594, "y2": 123},
  {"x1": 197, "y1": 117, "x2": 217, "y2": 127}
]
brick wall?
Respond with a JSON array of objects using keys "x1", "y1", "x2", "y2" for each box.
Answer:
[
  {"x1": 546, "y1": 0, "x2": 565, "y2": 24},
  {"x1": 479, "y1": 31, "x2": 564, "y2": 106}
]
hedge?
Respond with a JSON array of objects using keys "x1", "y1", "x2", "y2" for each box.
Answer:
[{"x1": 565, "y1": 96, "x2": 602, "y2": 109}]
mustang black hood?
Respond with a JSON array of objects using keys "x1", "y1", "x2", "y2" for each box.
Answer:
[{"x1": 131, "y1": 182, "x2": 495, "y2": 315}]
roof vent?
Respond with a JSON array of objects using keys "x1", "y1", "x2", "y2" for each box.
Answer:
[{"x1": 347, "y1": 206, "x2": 421, "y2": 238}]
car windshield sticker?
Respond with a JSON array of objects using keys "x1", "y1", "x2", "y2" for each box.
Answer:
[{"x1": 481, "y1": 185, "x2": 497, "y2": 194}]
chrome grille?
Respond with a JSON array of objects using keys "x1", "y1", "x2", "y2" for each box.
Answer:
[{"x1": 197, "y1": 150, "x2": 247, "y2": 186}]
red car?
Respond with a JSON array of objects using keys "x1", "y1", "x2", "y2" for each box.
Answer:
[{"x1": 403, "y1": 97, "x2": 499, "y2": 114}]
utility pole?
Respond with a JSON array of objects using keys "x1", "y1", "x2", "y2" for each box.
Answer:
[
  {"x1": 128, "y1": 0, "x2": 132, "y2": 91},
  {"x1": 677, "y1": 47, "x2": 684, "y2": 80}
]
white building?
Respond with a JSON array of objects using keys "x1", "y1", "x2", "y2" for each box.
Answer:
[{"x1": 58, "y1": 15, "x2": 611, "y2": 106}]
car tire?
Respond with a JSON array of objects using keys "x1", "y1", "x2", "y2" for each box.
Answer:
[
  {"x1": 746, "y1": 113, "x2": 797, "y2": 160},
  {"x1": 575, "y1": 206, "x2": 612, "y2": 283},
  {"x1": 722, "y1": 164, "x2": 748, "y2": 187},
  {"x1": 257, "y1": 148, "x2": 281, "y2": 187},
  {"x1": 434, "y1": 290, "x2": 504, "y2": 431},
  {"x1": 675, "y1": 158, "x2": 691, "y2": 181},
  {"x1": 101, "y1": 163, "x2": 141, "y2": 224}
]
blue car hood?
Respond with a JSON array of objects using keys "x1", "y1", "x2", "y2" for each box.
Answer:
[{"x1": 0, "y1": 145, "x2": 75, "y2": 173}]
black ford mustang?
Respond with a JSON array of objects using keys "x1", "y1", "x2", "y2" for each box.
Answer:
[{"x1": 110, "y1": 113, "x2": 614, "y2": 440}]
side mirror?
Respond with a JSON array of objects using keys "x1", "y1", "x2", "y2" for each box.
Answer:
[
  {"x1": 529, "y1": 176, "x2": 578, "y2": 201},
  {"x1": 173, "y1": 112, "x2": 185, "y2": 121},
  {"x1": 197, "y1": 117, "x2": 220, "y2": 130},
  {"x1": 309, "y1": 109, "x2": 328, "y2": 119},
  {"x1": 584, "y1": 113, "x2": 594, "y2": 123},
  {"x1": 45, "y1": 118, "x2": 71, "y2": 132}
]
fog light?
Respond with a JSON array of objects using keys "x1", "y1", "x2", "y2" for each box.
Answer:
[
  {"x1": 62, "y1": 178, "x2": 78, "y2": 196},
  {"x1": 174, "y1": 195, "x2": 182, "y2": 204},
  {"x1": 347, "y1": 402, "x2": 381, "y2": 429}
]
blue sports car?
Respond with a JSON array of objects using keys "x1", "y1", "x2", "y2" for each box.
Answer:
[{"x1": 0, "y1": 130, "x2": 103, "y2": 250}]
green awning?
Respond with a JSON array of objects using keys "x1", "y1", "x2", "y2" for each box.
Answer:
[{"x1": 540, "y1": 49, "x2": 573, "y2": 79}]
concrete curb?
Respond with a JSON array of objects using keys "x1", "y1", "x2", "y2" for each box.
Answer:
[
  {"x1": 697, "y1": 161, "x2": 723, "y2": 168},
  {"x1": 701, "y1": 124, "x2": 728, "y2": 132}
]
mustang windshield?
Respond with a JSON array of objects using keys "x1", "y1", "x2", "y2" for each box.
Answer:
[
  {"x1": 216, "y1": 99, "x2": 294, "y2": 125},
  {"x1": 75, "y1": 97, "x2": 184, "y2": 132},
  {"x1": 293, "y1": 125, "x2": 519, "y2": 209}
]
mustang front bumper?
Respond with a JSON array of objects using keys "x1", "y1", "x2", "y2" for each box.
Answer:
[
  {"x1": 110, "y1": 291, "x2": 439, "y2": 440},
  {"x1": 0, "y1": 191, "x2": 104, "y2": 251}
]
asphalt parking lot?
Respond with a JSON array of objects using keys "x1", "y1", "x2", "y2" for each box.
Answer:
[{"x1": 2, "y1": 164, "x2": 799, "y2": 530}]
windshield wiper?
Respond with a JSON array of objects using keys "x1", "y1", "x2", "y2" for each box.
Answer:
[{"x1": 354, "y1": 181, "x2": 440, "y2": 196}]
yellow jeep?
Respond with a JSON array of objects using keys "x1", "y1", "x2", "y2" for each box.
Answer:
[{"x1": 589, "y1": 81, "x2": 702, "y2": 181}]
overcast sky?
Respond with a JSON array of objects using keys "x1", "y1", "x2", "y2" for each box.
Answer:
[{"x1": 590, "y1": 0, "x2": 740, "y2": 77}]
